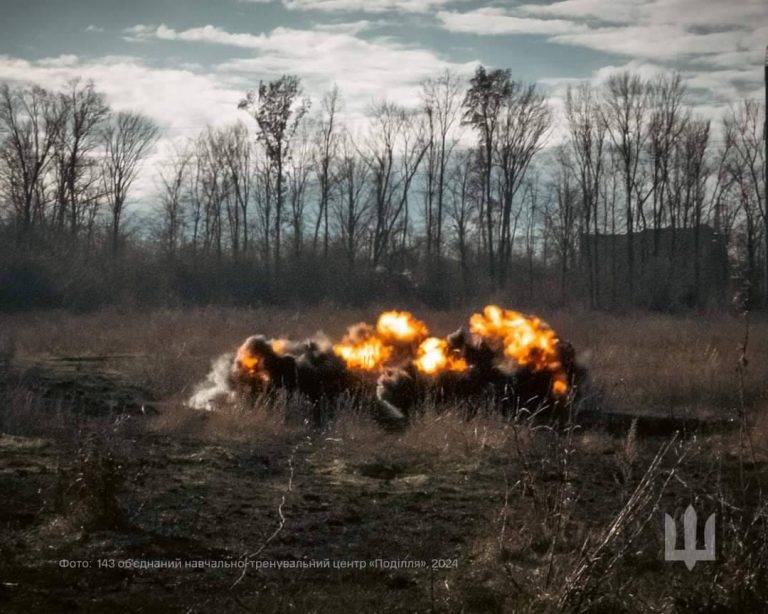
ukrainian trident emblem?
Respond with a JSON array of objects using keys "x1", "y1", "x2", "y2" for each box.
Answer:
[{"x1": 664, "y1": 505, "x2": 716, "y2": 570}]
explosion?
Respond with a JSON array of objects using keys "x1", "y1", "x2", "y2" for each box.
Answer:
[
  {"x1": 413, "y1": 337, "x2": 468, "y2": 376},
  {"x1": 235, "y1": 338, "x2": 269, "y2": 383},
  {"x1": 333, "y1": 323, "x2": 392, "y2": 371},
  {"x1": 376, "y1": 310, "x2": 429, "y2": 345},
  {"x1": 190, "y1": 305, "x2": 583, "y2": 422},
  {"x1": 469, "y1": 305, "x2": 568, "y2": 395},
  {"x1": 333, "y1": 311, "x2": 428, "y2": 372}
]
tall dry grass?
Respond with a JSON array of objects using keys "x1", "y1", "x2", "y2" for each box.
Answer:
[{"x1": 2, "y1": 306, "x2": 765, "y2": 417}]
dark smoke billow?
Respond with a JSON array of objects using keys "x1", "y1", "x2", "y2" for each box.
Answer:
[
  {"x1": 188, "y1": 307, "x2": 587, "y2": 426},
  {"x1": 376, "y1": 331, "x2": 585, "y2": 423}
]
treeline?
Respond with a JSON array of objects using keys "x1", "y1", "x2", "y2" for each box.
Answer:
[{"x1": 0, "y1": 68, "x2": 765, "y2": 311}]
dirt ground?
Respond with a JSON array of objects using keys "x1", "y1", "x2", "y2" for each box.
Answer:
[{"x1": 1, "y1": 308, "x2": 767, "y2": 612}]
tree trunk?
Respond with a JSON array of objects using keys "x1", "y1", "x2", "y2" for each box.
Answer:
[{"x1": 274, "y1": 159, "x2": 283, "y2": 270}]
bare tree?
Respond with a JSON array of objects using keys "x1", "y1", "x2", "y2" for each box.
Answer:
[
  {"x1": 101, "y1": 111, "x2": 159, "y2": 253},
  {"x1": 646, "y1": 74, "x2": 689, "y2": 256},
  {"x1": 521, "y1": 176, "x2": 542, "y2": 301},
  {"x1": 252, "y1": 149, "x2": 272, "y2": 264},
  {"x1": 187, "y1": 138, "x2": 205, "y2": 253},
  {"x1": 197, "y1": 127, "x2": 230, "y2": 257},
  {"x1": 602, "y1": 72, "x2": 650, "y2": 300},
  {"x1": 0, "y1": 84, "x2": 66, "y2": 235},
  {"x1": 159, "y1": 143, "x2": 192, "y2": 257},
  {"x1": 333, "y1": 132, "x2": 370, "y2": 272},
  {"x1": 680, "y1": 118, "x2": 711, "y2": 304},
  {"x1": 723, "y1": 100, "x2": 768, "y2": 306},
  {"x1": 447, "y1": 149, "x2": 479, "y2": 293},
  {"x1": 239, "y1": 75, "x2": 309, "y2": 269},
  {"x1": 723, "y1": 100, "x2": 767, "y2": 306},
  {"x1": 545, "y1": 146, "x2": 580, "y2": 303},
  {"x1": 421, "y1": 70, "x2": 463, "y2": 259},
  {"x1": 364, "y1": 101, "x2": 429, "y2": 267},
  {"x1": 462, "y1": 66, "x2": 513, "y2": 281},
  {"x1": 220, "y1": 122, "x2": 253, "y2": 257},
  {"x1": 56, "y1": 79, "x2": 109, "y2": 237},
  {"x1": 600, "y1": 147, "x2": 623, "y2": 306},
  {"x1": 287, "y1": 120, "x2": 313, "y2": 257},
  {"x1": 312, "y1": 86, "x2": 341, "y2": 258},
  {"x1": 495, "y1": 80, "x2": 551, "y2": 285},
  {"x1": 565, "y1": 82, "x2": 607, "y2": 307}
]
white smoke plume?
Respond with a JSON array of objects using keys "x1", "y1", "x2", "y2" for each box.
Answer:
[{"x1": 188, "y1": 353, "x2": 236, "y2": 411}]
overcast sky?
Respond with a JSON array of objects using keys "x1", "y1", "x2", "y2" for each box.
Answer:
[{"x1": 0, "y1": 0, "x2": 765, "y2": 200}]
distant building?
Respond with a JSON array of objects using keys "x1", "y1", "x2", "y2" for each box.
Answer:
[{"x1": 580, "y1": 226, "x2": 729, "y2": 309}]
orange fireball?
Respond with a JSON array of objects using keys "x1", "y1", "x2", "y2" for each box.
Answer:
[
  {"x1": 333, "y1": 323, "x2": 392, "y2": 371},
  {"x1": 469, "y1": 305, "x2": 568, "y2": 395},
  {"x1": 333, "y1": 311, "x2": 428, "y2": 372},
  {"x1": 270, "y1": 338, "x2": 289, "y2": 355},
  {"x1": 414, "y1": 337, "x2": 468, "y2": 375},
  {"x1": 235, "y1": 340, "x2": 270, "y2": 383},
  {"x1": 376, "y1": 311, "x2": 429, "y2": 345}
]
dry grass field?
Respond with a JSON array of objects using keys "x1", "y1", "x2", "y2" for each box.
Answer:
[{"x1": 1, "y1": 306, "x2": 768, "y2": 612}]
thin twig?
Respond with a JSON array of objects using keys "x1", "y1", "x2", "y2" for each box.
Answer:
[{"x1": 231, "y1": 441, "x2": 300, "y2": 589}]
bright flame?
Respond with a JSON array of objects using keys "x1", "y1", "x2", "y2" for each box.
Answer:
[
  {"x1": 469, "y1": 305, "x2": 568, "y2": 394},
  {"x1": 270, "y1": 338, "x2": 289, "y2": 355},
  {"x1": 333, "y1": 325, "x2": 392, "y2": 371},
  {"x1": 333, "y1": 311, "x2": 427, "y2": 371},
  {"x1": 376, "y1": 311, "x2": 429, "y2": 344},
  {"x1": 414, "y1": 337, "x2": 468, "y2": 375},
  {"x1": 235, "y1": 341, "x2": 270, "y2": 383},
  {"x1": 552, "y1": 374, "x2": 568, "y2": 396}
]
